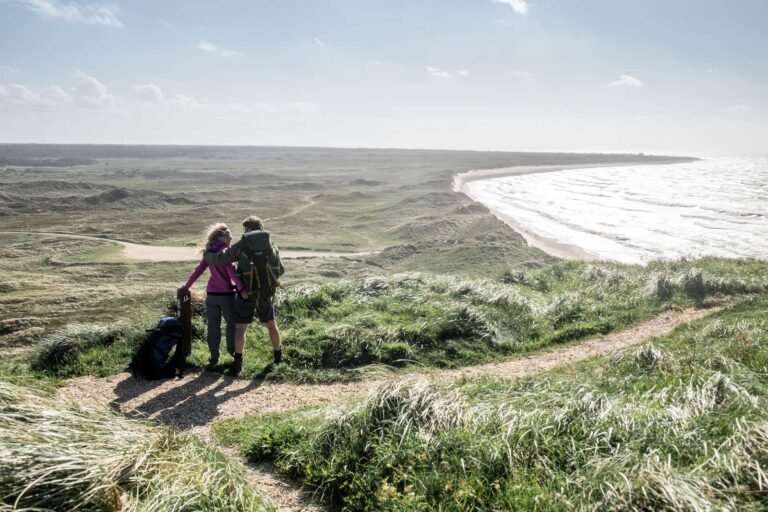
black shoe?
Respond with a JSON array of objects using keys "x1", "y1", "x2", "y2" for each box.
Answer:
[
  {"x1": 232, "y1": 354, "x2": 243, "y2": 374},
  {"x1": 207, "y1": 358, "x2": 219, "y2": 369},
  {"x1": 273, "y1": 349, "x2": 283, "y2": 365}
]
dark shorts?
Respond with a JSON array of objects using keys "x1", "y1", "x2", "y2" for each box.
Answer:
[{"x1": 233, "y1": 296, "x2": 275, "y2": 324}]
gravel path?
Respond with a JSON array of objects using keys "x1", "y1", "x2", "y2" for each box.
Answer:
[{"x1": 60, "y1": 306, "x2": 716, "y2": 512}]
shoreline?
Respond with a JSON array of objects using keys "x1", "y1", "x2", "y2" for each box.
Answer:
[{"x1": 452, "y1": 160, "x2": 691, "y2": 262}]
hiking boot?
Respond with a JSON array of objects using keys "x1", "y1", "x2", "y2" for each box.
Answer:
[
  {"x1": 232, "y1": 353, "x2": 243, "y2": 374},
  {"x1": 273, "y1": 349, "x2": 283, "y2": 365},
  {"x1": 206, "y1": 358, "x2": 219, "y2": 370}
]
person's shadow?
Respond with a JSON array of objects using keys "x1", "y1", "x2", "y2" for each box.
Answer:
[{"x1": 111, "y1": 364, "x2": 273, "y2": 431}]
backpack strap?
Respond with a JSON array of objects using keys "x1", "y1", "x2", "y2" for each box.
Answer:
[
  {"x1": 266, "y1": 260, "x2": 282, "y2": 290},
  {"x1": 240, "y1": 243, "x2": 268, "y2": 296}
]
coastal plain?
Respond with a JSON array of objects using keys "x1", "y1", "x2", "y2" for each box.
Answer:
[
  {"x1": 4, "y1": 145, "x2": 768, "y2": 511},
  {"x1": 0, "y1": 144, "x2": 682, "y2": 351}
]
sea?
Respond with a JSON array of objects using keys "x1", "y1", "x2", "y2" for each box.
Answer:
[{"x1": 464, "y1": 156, "x2": 768, "y2": 265}]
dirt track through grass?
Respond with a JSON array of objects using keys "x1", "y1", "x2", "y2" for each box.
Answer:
[
  {"x1": 59, "y1": 306, "x2": 716, "y2": 512},
  {"x1": 0, "y1": 231, "x2": 373, "y2": 262}
]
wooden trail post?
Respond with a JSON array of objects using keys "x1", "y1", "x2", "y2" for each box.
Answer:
[{"x1": 176, "y1": 288, "x2": 192, "y2": 365}]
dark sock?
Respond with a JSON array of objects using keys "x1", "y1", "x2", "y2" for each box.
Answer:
[{"x1": 231, "y1": 352, "x2": 243, "y2": 374}]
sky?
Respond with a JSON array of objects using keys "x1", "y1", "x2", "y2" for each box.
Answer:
[{"x1": 0, "y1": 0, "x2": 766, "y2": 155}]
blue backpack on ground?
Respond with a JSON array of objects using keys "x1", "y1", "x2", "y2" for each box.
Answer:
[{"x1": 129, "y1": 316, "x2": 184, "y2": 379}]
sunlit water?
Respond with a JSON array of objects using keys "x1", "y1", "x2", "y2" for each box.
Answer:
[{"x1": 465, "y1": 157, "x2": 768, "y2": 264}]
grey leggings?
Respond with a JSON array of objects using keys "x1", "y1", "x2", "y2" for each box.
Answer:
[{"x1": 205, "y1": 294, "x2": 236, "y2": 360}]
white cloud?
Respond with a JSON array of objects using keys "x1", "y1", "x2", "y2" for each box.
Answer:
[
  {"x1": 130, "y1": 86, "x2": 315, "y2": 115},
  {"x1": 0, "y1": 83, "x2": 39, "y2": 108},
  {"x1": 608, "y1": 74, "x2": 643, "y2": 88},
  {"x1": 457, "y1": 70, "x2": 469, "y2": 77},
  {"x1": 18, "y1": 0, "x2": 123, "y2": 27},
  {"x1": 73, "y1": 70, "x2": 114, "y2": 109},
  {"x1": 367, "y1": 60, "x2": 402, "y2": 72},
  {"x1": 427, "y1": 66, "x2": 452, "y2": 78},
  {"x1": 0, "y1": 73, "x2": 113, "y2": 110},
  {"x1": 129, "y1": 89, "x2": 208, "y2": 111},
  {"x1": 0, "y1": 82, "x2": 72, "y2": 108},
  {"x1": 314, "y1": 37, "x2": 326, "y2": 47},
  {"x1": 39, "y1": 85, "x2": 71, "y2": 106},
  {"x1": 198, "y1": 40, "x2": 239, "y2": 58},
  {"x1": 167, "y1": 94, "x2": 207, "y2": 111},
  {"x1": 1, "y1": 76, "x2": 317, "y2": 117},
  {"x1": 197, "y1": 41, "x2": 217, "y2": 52},
  {"x1": 510, "y1": 69, "x2": 532, "y2": 80},
  {"x1": 284, "y1": 102, "x2": 319, "y2": 114},
  {"x1": 493, "y1": 0, "x2": 529, "y2": 15},
  {"x1": 725, "y1": 104, "x2": 749, "y2": 112},
  {"x1": 133, "y1": 84, "x2": 165, "y2": 104}
]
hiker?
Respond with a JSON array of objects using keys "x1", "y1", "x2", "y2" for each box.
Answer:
[
  {"x1": 178, "y1": 223, "x2": 247, "y2": 367},
  {"x1": 203, "y1": 215, "x2": 284, "y2": 373}
]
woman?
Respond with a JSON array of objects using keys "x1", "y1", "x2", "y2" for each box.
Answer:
[{"x1": 179, "y1": 223, "x2": 246, "y2": 367}]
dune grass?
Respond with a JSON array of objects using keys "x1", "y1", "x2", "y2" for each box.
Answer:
[
  {"x1": 0, "y1": 379, "x2": 272, "y2": 511},
  {"x1": 30, "y1": 258, "x2": 768, "y2": 382},
  {"x1": 214, "y1": 295, "x2": 768, "y2": 511}
]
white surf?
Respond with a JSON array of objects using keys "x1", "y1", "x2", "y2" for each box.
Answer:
[{"x1": 464, "y1": 157, "x2": 768, "y2": 264}]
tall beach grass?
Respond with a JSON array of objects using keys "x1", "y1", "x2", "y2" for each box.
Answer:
[
  {"x1": 0, "y1": 380, "x2": 271, "y2": 511},
  {"x1": 215, "y1": 296, "x2": 768, "y2": 511},
  {"x1": 32, "y1": 258, "x2": 768, "y2": 383}
]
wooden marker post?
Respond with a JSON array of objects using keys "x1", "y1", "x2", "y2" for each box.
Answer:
[{"x1": 176, "y1": 288, "x2": 192, "y2": 373}]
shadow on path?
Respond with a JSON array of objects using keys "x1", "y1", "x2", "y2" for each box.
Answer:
[{"x1": 111, "y1": 365, "x2": 272, "y2": 430}]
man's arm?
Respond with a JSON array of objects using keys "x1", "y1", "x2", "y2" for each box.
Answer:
[
  {"x1": 225, "y1": 264, "x2": 246, "y2": 293},
  {"x1": 202, "y1": 239, "x2": 241, "y2": 266}
]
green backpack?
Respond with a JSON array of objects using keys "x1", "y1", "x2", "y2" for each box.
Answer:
[{"x1": 237, "y1": 230, "x2": 284, "y2": 301}]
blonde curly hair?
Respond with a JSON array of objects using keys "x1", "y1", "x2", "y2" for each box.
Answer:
[{"x1": 201, "y1": 222, "x2": 232, "y2": 253}]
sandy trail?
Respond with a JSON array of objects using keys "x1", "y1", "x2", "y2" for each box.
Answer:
[
  {"x1": 265, "y1": 195, "x2": 317, "y2": 223},
  {"x1": 0, "y1": 231, "x2": 371, "y2": 262},
  {"x1": 60, "y1": 306, "x2": 715, "y2": 512}
]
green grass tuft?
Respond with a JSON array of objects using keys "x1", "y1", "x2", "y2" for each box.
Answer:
[{"x1": 31, "y1": 323, "x2": 148, "y2": 378}]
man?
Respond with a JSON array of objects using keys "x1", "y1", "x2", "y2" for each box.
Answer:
[{"x1": 203, "y1": 215, "x2": 284, "y2": 372}]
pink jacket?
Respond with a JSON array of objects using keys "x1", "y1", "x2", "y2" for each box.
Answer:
[{"x1": 181, "y1": 241, "x2": 245, "y2": 294}]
